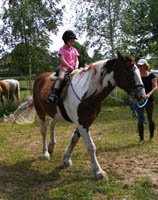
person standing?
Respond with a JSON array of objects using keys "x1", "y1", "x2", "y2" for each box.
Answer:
[
  {"x1": 48, "y1": 30, "x2": 79, "y2": 104},
  {"x1": 137, "y1": 59, "x2": 157, "y2": 144}
]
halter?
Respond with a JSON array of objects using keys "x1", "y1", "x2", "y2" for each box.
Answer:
[{"x1": 130, "y1": 84, "x2": 144, "y2": 99}]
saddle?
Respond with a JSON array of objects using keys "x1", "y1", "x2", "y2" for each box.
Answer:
[
  {"x1": 55, "y1": 69, "x2": 72, "y2": 100},
  {"x1": 49, "y1": 69, "x2": 73, "y2": 122},
  {"x1": 49, "y1": 65, "x2": 97, "y2": 101}
]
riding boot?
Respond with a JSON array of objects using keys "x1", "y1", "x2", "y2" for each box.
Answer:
[
  {"x1": 138, "y1": 122, "x2": 144, "y2": 144},
  {"x1": 149, "y1": 122, "x2": 155, "y2": 140},
  {"x1": 47, "y1": 88, "x2": 59, "y2": 104}
]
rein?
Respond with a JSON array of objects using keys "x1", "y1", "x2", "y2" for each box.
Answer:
[
  {"x1": 69, "y1": 65, "x2": 98, "y2": 102},
  {"x1": 70, "y1": 80, "x2": 82, "y2": 102}
]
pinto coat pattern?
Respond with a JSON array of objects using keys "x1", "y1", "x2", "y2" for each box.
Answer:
[{"x1": 13, "y1": 52, "x2": 146, "y2": 180}]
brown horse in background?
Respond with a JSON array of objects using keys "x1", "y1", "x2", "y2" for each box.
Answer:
[
  {"x1": 0, "y1": 79, "x2": 20, "y2": 104},
  {"x1": 0, "y1": 80, "x2": 10, "y2": 104},
  {"x1": 4, "y1": 79, "x2": 20, "y2": 102}
]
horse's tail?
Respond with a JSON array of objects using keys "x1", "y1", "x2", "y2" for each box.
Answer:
[{"x1": 4, "y1": 95, "x2": 37, "y2": 124}]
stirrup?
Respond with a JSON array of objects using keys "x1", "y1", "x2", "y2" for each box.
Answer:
[{"x1": 47, "y1": 94, "x2": 58, "y2": 104}]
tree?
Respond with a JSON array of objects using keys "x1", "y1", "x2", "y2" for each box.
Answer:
[
  {"x1": 121, "y1": 0, "x2": 151, "y2": 58},
  {"x1": 9, "y1": 43, "x2": 59, "y2": 76},
  {"x1": 148, "y1": 0, "x2": 158, "y2": 67},
  {"x1": 73, "y1": 41, "x2": 91, "y2": 67},
  {"x1": 91, "y1": 50, "x2": 104, "y2": 63},
  {"x1": 0, "y1": 0, "x2": 64, "y2": 92},
  {"x1": 121, "y1": 0, "x2": 158, "y2": 65},
  {"x1": 74, "y1": 0, "x2": 122, "y2": 58}
]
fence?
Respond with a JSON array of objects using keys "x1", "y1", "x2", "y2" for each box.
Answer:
[{"x1": 0, "y1": 75, "x2": 36, "y2": 92}]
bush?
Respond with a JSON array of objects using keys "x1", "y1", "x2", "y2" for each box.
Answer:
[
  {"x1": 0, "y1": 102, "x2": 20, "y2": 118},
  {"x1": 104, "y1": 88, "x2": 129, "y2": 107},
  {"x1": 103, "y1": 87, "x2": 158, "y2": 107}
]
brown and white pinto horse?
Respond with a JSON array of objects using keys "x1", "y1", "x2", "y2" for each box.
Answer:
[{"x1": 26, "y1": 52, "x2": 146, "y2": 180}]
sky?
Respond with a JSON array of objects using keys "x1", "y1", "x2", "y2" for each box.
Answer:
[
  {"x1": 0, "y1": 0, "x2": 93, "y2": 57},
  {"x1": 49, "y1": 0, "x2": 89, "y2": 55},
  {"x1": 49, "y1": 1, "x2": 74, "y2": 52}
]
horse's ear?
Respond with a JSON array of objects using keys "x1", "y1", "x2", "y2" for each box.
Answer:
[
  {"x1": 130, "y1": 53, "x2": 136, "y2": 64},
  {"x1": 117, "y1": 51, "x2": 124, "y2": 60}
]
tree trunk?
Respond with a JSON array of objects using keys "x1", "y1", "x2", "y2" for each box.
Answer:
[{"x1": 28, "y1": 55, "x2": 32, "y2": 94}]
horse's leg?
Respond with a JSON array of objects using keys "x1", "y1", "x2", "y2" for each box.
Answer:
[
  {"x1": 0, "y1": 88, "x2": 3, "y2": 104},
  {"x1": 63, "y1": 128, "x2": 81, "y2": 166},
  {"x1": 78, "y1": 126, "x2": 107, "y2": 180},
  {"x1": 4, "y1": 91, "x2": 9, "y2": 102},
  {"x1": 0, "y1": 95, "x2": 4, "y2": 105},
  {"x1": 14, "y1": 89, "x2": 18, "y2": 102},
  {"x1": 48, "y1": 119, "x2": 57, "y2": 155},
  {"x1": 15, "y1": 84, "x2": 20, "y2": 102},
  {"x1": 9, "y1": 90, "x2": 14, "y2": 102},
  {"x1": 38, "y1": 118, "x2": 50, "y2": 160},
  {"x1": 5, "y1": 84, "x2": 10, "y2": 102},
  {"x1": 16, "y1": 82, "x2": 20, "y2": 102}
]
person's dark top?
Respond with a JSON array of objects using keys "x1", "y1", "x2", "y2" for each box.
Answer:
[{"x1": 142, "y1": 73, "x2": 156, "y2": 103}]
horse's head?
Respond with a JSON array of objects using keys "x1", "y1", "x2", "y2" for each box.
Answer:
[{"x1": 105, "y1": 51, "x2": 146, "y2": 104}]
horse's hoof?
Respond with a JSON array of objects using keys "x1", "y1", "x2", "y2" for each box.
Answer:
[
  {"x1": 63, "y1": 159, "x2": 72, "y2": 167},
  {"x1": 95, "y1": 170, "x2": 108, "y2": 181},
  {"x1": 48, "y1": 144, "x2": 55, "y2": 155},
  {"x1": 40, "y1": 153, "x2": 50, "y2": 160}
]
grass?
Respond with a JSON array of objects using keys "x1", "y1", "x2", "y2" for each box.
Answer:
[{"x1": 0, "y1": 103, "x2": 158, "y2": 200}]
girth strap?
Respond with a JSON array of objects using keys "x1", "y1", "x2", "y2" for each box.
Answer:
[{"x1": 57, "y1": 95, "x2": 72, "y2": 122}]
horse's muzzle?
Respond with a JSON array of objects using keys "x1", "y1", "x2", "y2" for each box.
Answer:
[{"x1": 130, "y1": 84, "x2": 146, "y2": 104}]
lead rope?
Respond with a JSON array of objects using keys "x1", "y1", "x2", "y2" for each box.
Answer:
[{"x1": 128, "y1": 98, "x2": 148, "y2": 124}]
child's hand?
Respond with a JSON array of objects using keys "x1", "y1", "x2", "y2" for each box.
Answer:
[{"x1": 68, "y1": 68, "x2": 73, "y2": 73}]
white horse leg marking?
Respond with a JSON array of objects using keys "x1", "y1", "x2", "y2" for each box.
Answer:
[
  {"x1": 38, "y1": 118, "x2": 50, "y2": 160},
  {"x1": 63, "y1": 128, "x2": 80, "y2": 167},
  {"x1": 48, "y1": 119, "x2": 57, "y2": 155},
  {"x1": 78, "y1": 125, "x2": 107, "y2": 180}
]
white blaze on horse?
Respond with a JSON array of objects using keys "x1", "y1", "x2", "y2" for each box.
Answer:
[
  {"x1": 11, "y1": 52, "x2": 146, "y2": 180},
  {"x1": 3, "y1": 79, "x2": 20, "y2": 102}
]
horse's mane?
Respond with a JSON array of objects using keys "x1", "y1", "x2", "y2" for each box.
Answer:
[
  {"x1": 70, "y1": 60, "x2": 110, "y2": 98},
  {"x1": 105, "y1": 59, "x2": 117, "y2": 73}
]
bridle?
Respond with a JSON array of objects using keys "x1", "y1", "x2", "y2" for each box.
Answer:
[
  {"x1": 126, "y1": 63, "x2": 145, "y2": 100},
  {"x1": 130, "y1": 84, "x2": 144, "y2": 99}
]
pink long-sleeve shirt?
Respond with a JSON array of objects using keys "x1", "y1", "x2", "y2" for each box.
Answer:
[{"x1": 58, "y1": 45, "x2": 80, "y2": 70}]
